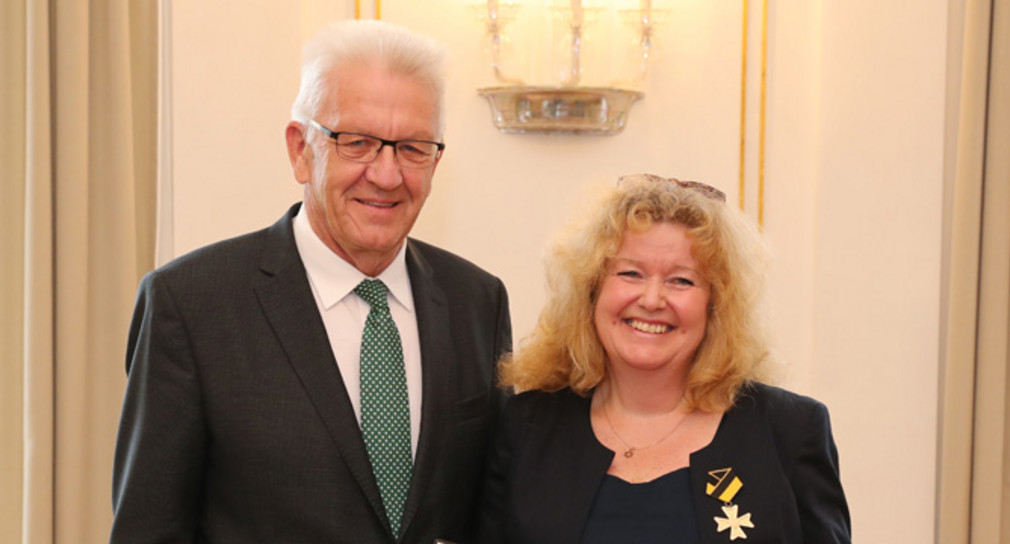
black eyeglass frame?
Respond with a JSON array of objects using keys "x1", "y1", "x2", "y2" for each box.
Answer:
[{"x1": 308, "y1": 120, "x2": 445, "y2": 167}]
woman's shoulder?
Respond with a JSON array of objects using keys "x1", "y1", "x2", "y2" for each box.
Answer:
[
  {"x1": 729, "y1": 382, "x2": 832, "y2": 434},
  {"x1": 504, "y1": 387, "x2": 590, "y2": 423},
  {"x1": 734, "y1": 381, "x2": 828, "y2": 415},
  {"x1": 729, "y1": 381, "x2": 834, "y2": 446}
]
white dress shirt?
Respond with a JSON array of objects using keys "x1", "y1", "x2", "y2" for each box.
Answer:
[{"x1": 292, "y1": 206, "x2": 423, "y2": 458}]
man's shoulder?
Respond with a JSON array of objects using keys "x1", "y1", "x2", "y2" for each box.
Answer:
[
  {"x1": 147, "y1": 206, "x2": 298, "y2": 283},
  {"x1": 151, "y1": 228, "x2": 269, "y2": 286},
  {"x1": 407, "y1": 238, "x2": 503, "y2": 286}
]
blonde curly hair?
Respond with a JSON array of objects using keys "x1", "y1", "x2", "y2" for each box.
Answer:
[{"x1": 500, "y1": 173, "x2": 771, "y2": 412}]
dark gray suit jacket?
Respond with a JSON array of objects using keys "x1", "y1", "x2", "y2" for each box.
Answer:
[
  {"x1": 478, "y1": 383, "x2": 850, "y2": 543},
  {"x1": 111, "y1": 204, "x2": 512, "y2": 543}
]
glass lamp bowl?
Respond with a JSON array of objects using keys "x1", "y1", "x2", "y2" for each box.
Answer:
[{"x1": 478, "y1": 85, "x2": 644, "y2": 135}]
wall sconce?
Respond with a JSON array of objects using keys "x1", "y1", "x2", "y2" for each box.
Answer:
[{"x1": 476, "y1": 0, "x2": 665, "y2": 135}]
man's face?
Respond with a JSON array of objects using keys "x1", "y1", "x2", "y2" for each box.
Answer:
[{"x1": 287, "y1": 63, "x2": 441, "y2": 276}]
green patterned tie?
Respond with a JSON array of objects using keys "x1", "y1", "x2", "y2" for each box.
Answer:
[{"x1": 355, "y1": 279, "x2": 412, "y2": 536}]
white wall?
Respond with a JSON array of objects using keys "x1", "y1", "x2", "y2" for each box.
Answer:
[
  {"x1": 814, "y1": 2, "x2": 946, "y2": 541},
  {"x1": 167, "y1": 1, "x2": 304, "y2": 255},
  {"x1": 168, "y1": 1, "x2": 948, "y2": 541}
]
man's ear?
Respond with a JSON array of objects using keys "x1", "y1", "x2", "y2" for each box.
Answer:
[
  {"x1": 285, "y1": 121, "x2": 313, "y2": 185},
  {"x1": 430, "y1": 146, "x2": 444, "y2": 173}
]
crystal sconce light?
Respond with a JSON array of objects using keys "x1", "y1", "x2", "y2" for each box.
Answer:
[{"x1": 476, "y1": 0, "x2": 665, "y2": 135}]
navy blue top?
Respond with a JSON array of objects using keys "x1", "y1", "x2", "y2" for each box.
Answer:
[{"x1": 581, "y1": 468, "x2": 699, "y2": 543}]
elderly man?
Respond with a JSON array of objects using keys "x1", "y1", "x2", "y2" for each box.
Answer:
[{"x1": 111, "y1": 20, "x2": 511, "y2": 544}]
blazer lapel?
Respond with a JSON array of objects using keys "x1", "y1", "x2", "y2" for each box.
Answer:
[
  {"x1": 398, "y1": 240, "x2": 453, "y2": 535},
  {"x1": 253, "y1": 205, "x2": 387, "y2": 528},
  {"x1": 689, "y1": 392, "x2": 782, "y2": 544},
  {"x1": 560, "y1": 393, "x2": 614, "y2": 542},
  {"x1": 690, "y1": 415, "x2": 749, "y2": 544},
  {"x1": 520, "y1": 391, "x2": 613, "y2": 543}
]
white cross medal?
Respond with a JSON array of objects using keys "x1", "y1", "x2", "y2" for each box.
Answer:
[{"x1": 706, "y1": 468, "x2": 755, "y2": 541}]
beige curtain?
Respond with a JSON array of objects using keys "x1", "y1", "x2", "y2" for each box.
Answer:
[
  {"x1": 1, "y1": 1, "x2": 157, "y2": 542},
  {"x1": 938, "y1": 0, "x2": 1010, "y2": 542},
  {"x1": 1, "y1": 1, "x2": 29, "y2": 541},
  {"x1": 972, "y1": 0, "x2": 1010, "y2": 539}
]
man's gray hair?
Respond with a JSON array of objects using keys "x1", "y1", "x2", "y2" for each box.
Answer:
[{"x1": 290, "y1": 20, "x2": 447, "y2": 138}]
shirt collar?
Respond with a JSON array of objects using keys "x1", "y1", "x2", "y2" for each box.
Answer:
[{"x1": 293, "y1": 205, "x2": 413, "y2": 311}]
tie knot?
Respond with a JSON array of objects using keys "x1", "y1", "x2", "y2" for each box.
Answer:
[{"x1": 355, "y1": 279, "x2": 390, "y2": 310}]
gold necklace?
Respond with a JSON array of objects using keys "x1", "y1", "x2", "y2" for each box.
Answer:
[{"x1": 602, "y1": 398, "x2": 689, "y2": 458}]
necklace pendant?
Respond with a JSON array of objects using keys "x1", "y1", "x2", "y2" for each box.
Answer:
[{"x1": 624, "y1": 448, "x2": 635, "y2": 458}]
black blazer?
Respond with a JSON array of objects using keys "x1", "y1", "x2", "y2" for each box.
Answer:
[
  {"x1": 478, "y1": 383, "x2": 850, "y2": 543},
  {"x1": 111, "y1": 204, "x2": 512, "y2": 543}
]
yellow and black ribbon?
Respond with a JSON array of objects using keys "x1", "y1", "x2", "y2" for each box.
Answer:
[{"x1": 706, "y1": 467, "x2": 744, "y2": 503}]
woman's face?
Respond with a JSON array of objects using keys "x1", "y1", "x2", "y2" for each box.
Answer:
[{"x1": 594, "y1": 222, "x2": 711, "y2": 376}]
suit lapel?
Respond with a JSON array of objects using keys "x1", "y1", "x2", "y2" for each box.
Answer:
[
  {"x1": 398, "y1": 240, "x2": 453, "y2": 535},
  {"x1": 253, "y1": 205, "x2": 387, "y2": 529}
]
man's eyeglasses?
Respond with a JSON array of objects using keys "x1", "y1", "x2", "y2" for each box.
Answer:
[{"x1": 309, "y1": 120, "x2": 444, "y2": 168}]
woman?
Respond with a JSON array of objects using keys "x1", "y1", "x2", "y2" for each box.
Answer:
[{"x1": 478, "y1": 174, "x2": 850, "y2": 543}]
